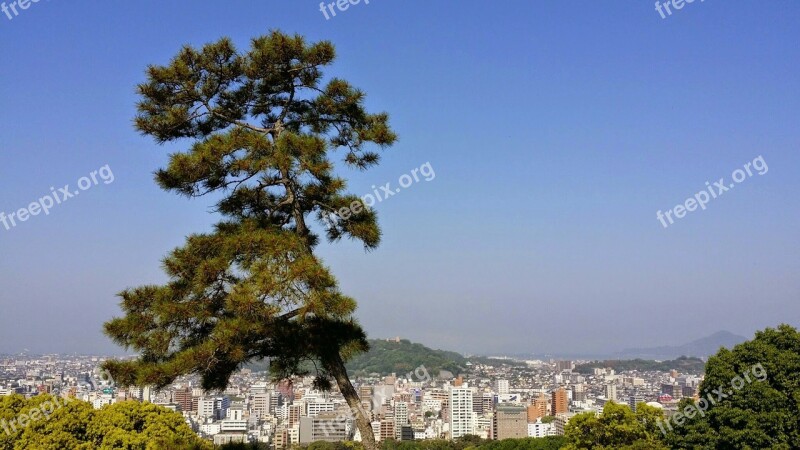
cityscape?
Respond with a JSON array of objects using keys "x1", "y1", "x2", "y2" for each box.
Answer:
[
  {"x1": 2, "y1": 1, "x2": 798, "y2": 448},
  {"x1": 0, "y1": 338, "x2": 706, "y2": 447}
]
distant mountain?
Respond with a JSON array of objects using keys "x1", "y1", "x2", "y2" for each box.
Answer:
[{"x1": 615, "y1": 331, "x2": 747, "y2": 360}]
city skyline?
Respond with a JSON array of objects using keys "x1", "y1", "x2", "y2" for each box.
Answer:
[{"x1": 0, "y1": 350, "x2": 709, "y2": 444}]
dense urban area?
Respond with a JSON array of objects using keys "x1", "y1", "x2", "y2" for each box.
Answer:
[{"x1": 0, "y1": 338, "x2": 704, "y2": 447}]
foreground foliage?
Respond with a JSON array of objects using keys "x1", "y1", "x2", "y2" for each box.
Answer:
[
  {"x1": 665, "y1": 324, "x2": 800, "y2": 449},
  {"x1": 563, "y1": 401, "x2": 667, "y2": 449},
  {"x1": 0, "y1": 395, "x2": 210, "y2": 450},
  {"x1": 296, "y1": 437, "x2": 566, "y2": 450}
]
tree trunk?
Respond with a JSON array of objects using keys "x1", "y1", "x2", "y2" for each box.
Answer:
[{"x1": 329, "y1": 353, "x2": 377, "y2": 450}]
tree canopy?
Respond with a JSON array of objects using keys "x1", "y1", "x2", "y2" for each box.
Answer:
[
  {"x1": 271, "y1": 438, "x2": 567, "y2": 450},
  {"x1": 0, "y1": 395, "x2": 210, "y2": 450},
  {"x1": 665, "y1": 324, "x2": 800, "y2": 449},
  {"x1": 563, "y1": 401, "x2": 668, "y2": 450}
]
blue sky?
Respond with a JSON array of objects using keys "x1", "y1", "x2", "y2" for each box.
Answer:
[{"x1": 0, "y1": 0, "x2": 798, "y2": 356}]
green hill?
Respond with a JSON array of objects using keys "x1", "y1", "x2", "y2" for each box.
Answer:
[
  {"x1": 345, "y1": 339, "x2": 467, "y2": 377},
  {"x1": 245, "y1": 339, "x2": 524, "y2": 376}
]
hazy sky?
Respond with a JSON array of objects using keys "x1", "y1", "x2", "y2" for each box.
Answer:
[{"x1": 1, "y1": 1, "x2": 799, "y2": 356}]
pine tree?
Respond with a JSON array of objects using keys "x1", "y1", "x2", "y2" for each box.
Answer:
[{"x1": 102, "y1": 30, "x2": 397, "y2": 450}]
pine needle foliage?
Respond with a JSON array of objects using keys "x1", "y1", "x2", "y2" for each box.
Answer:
[{"x1": 102, "y1": 32, "x2": 397, "y2": 446}]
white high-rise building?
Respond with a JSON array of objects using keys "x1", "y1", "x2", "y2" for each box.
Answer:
[
  {"x1": 449, "y1": 386, "x2": 475, "y2": 439},
  {"x1": 394, "y1": 401, "x2": 409, "y2": 438},
  {"x1": 527, "y1": 420, "x2": 556, "y2": 438},
  {"x1": 306, "y1": 401, "x2": 335, "y2": 417},
  {"x1": 199, "y1": 398, "x2": 216, "y2": 418},
  {"x1": 495, "y1": 379, "x2": 510, "y2": 395},
  {"x1": 198, "y1": 396, "x2": 230, "y2": 420}
]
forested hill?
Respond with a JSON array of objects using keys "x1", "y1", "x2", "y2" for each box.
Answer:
[
  {"x1": 345, "y1": 339, "x2": 467, "y2": 377},
  {"x1": 245, "y1": 339, "x2": 524, "y2": 375},
  {"x1": 574, "y1": 356, "x2": 706, "y2": 374}
]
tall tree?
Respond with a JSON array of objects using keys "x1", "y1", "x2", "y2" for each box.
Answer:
[{"x1": 102, "y1": 30, "x2": 397, "y2": 450}]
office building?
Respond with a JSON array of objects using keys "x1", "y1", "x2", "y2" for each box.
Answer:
[
  {"x1": 528, "y1": 393, "x2": 548, "y2": 422},
  {"x1": 553, "y1": 414, "x2": 574, "y2": 436},
  {"x1": 473, "y1": 392, "x2": 495, "y2": 415},
  {"x1": 493, "y1": 404, "x2": 528, "y2": 440},
  {"x1": 628, "y1": 394, "x2": 647, "y2": 412},
  {"x1": 288, "y1": 404, "x2": 303, "y2": 428},
  {"x1": 555, "y1": 361, "x2": 574, "y2": 372},
  {"x1": 253, "y1": 392, "x2": 270, "y2": 418},
  {"x1": 571, "y1": 384, "x2": 585, "y2": 402},
  {"x1": 174, "y1": 387, "x2": 195, "y2": 413},
  {"x1": 379, "y1": 419, "x2": 395, "y2": 441},
  {"x1": 551, "y1": 388, "x2": 568, "y2": 416},
  {"x1": 299, "y1": 413, "x2": 349, "y2": 443}
]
